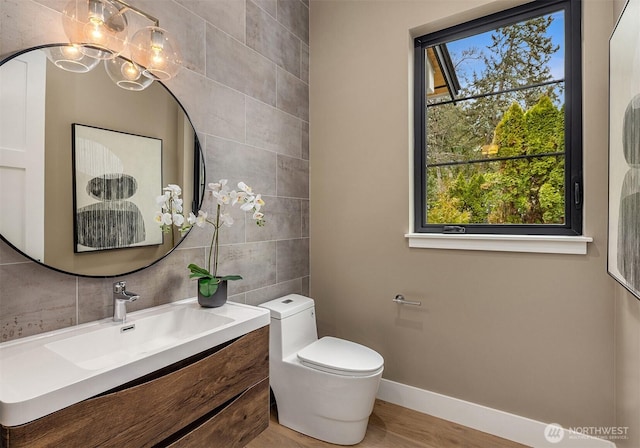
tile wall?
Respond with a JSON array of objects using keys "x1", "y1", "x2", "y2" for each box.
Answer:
[{"x1": 0, "y1": 0, "x2": 310, "y2": 342}]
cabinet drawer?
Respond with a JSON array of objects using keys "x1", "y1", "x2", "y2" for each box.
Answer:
[
  {"x1": 2, "y1": 326, "x2": 269, "y2": 448},
  {"x1": 166, "y1": 378, "x2": 269, "y2": 448}
]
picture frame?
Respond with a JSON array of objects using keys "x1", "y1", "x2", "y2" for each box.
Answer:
[
  {"x1": 608, "y1": 0, "x2": 640, "y2": 300},
  {"x1": 72, "y1": 124, "x2": 163, "y2": 253}
]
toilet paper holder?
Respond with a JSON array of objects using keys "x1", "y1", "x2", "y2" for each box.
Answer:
[{"x1": 392, "y1": 294, "x2": 422, "y2": 306}]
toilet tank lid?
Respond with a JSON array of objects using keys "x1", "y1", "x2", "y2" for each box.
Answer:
[{"x1": 258, "y1": 294, "x2": 314, "y2": 319}]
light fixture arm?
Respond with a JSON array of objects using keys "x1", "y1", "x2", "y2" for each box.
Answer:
[{"x1": 111, "y1": 0, "x2": 160, "y2": 27}]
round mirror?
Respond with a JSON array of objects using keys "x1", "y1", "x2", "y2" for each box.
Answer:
[{"x1": 0, "y1": 45, "x2": 204, "y2": 277}]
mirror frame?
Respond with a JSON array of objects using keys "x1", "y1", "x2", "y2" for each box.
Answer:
[{"x1": 0, "y1": 44, "x2": 205, "y2": 278}]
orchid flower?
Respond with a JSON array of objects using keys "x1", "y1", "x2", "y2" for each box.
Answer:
[{"x1": 157, "y1": 180, "x2": 266, "y2": 298}]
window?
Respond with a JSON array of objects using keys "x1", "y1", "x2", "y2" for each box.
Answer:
[{"x1": 413, "y1": 0, "x2": 582, "y2": 236}]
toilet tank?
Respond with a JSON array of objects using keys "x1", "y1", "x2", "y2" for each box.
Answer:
[{"x1": 260, "y1": 294, "x2": 318, "y2": 359}]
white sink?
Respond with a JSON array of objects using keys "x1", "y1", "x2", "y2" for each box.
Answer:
[
  {"x1": 45, "y1": 307, "x2": 234, "y2": 370},
  {"x1": 0, "y1": 298, "x2": 270, "y2": 427}
]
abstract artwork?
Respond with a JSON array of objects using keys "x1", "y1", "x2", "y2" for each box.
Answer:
[
  {"x1": 72, "y1": 124, "x2": 163, "y2": 253},
  {"x1": 608, "y1": 0, "x2": 640, "y2": 300}
]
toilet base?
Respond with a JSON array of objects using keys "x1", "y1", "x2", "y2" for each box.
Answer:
[{"x1": 278, "y1": 409, "x2": 370, "y2": 445}]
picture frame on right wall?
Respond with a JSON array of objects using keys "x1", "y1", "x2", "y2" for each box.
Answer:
[{"x1": 608, "y1": 0, "x2": 640, "y2": 300}]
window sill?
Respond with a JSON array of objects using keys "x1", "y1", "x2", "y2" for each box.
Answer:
[{"x1": 405, "y1": 233, "x2": 593, "y2": 255}]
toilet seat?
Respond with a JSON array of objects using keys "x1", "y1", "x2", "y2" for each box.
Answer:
[{"x1": 297, "y1": 336, "x2": 384, "y2": 377}]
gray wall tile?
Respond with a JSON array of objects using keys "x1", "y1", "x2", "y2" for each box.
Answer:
[
  {"x1": 167, "y1": 70, "x2": 246, "y2": 143},
  {"x1": 77, "y1": 247, "x2": 205, "y2": 323},
  {"x1": 277, "y1": 238, "x2": 309, "y2": 282},
  {"x1": 134, "y1": 0, "x2": 207, "y2": 75},
  {"x1": 247, "y1": 97, "x2": 302, "y2": 157},
  {"x1": 277, "y1": 0, "x2": 309, "y2": 44},
  {"x1": 277, "y1": 154, "x2": 309, "y2": 198},
  {"x1": 245, "y1": 278, "x2": 303, "y2": 306},
  {"x1": 247, "y1": 0, "x2": 301, "y2": 77},
  {"x1": 206, "y1": 23, "x2": 277, "y2": 106},
  {"x1": 301, "y1": 43, "x2": 309, "y2": 84},
  {"x1": 302, "y1": 120, "x2": 309, "y2": 160},
  {"x1": 277, "y1": 67, "x2": 309, "y2": 121},
  {"x1": 218, "y1": 241, "x2": 277, "y2": 294},
  {"x1": 206, "y1": 136, "x2": 278, "y2": 196},
  {"x1": 0, "y1": 239, "x2": 31, "y2": 264},
  {"x1": 1, "y1": 262, "x2": 76, "y2": 342},
  {"x1": 0, "y1": 0, "x2": 65, "y2": 55},
  {"x1": 175, "y1": 0, "x2": 246, "y2": 43},
  {"x1": 301, "y1": 199, "x2": 309, "y2": 237},
  {"x1": 247, "y1": 196, "x2": 301, "y2": 242},
  {"x1": 252, "y1": 0, "x2": 278, "y2": 18}
]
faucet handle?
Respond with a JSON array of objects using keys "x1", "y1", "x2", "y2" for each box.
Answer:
[{"x1": 114, "y1": 281, "x2": 126, "y2": 294}]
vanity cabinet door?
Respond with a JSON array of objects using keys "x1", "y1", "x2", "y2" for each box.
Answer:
[
  {"x1": 166, "y1": 378, "x2": 269, "y2": 448},
  {"x1": 1, "y1": 326, "x2": 269, "y2": 448}
]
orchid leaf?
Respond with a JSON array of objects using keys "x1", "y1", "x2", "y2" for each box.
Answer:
[
  {"x1": 198, "y1": 277, "x2": 219, "y2": 297},
  {"x1": 219, "y1": 275, "x2": 242, "y2": 282}
]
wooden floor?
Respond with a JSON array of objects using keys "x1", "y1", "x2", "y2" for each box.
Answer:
[{"x1": 247, "y1": 400, "x2": 529, "y2": 448}]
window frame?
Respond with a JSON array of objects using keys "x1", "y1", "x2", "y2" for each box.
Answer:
[{"x1": 413, "y1": 0, "x2": 583, "y2": 236}]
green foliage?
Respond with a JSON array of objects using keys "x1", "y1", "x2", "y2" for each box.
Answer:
[
  {"x1": 426, "y1": 14, "x2": 565, "y2": 226},
  {"x1": 429, "y1": 96, "x2": 565, "y2": 225},
  {"x1": 188, "y1": 263, "x2": 242, "y2": 297}
]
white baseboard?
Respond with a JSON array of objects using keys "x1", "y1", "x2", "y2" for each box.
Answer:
[{"x1": 377, "y1": 379, "x2": 617, "y2": 448}]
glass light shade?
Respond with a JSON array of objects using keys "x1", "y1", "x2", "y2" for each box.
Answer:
[
  {"x1": 62, "y1": 0, "x2": 128, "y2": 60},
  {"x1": 104, "y1": 57, "x2": 154, "y2": 91},
  {"x1": 130, "y1": 26, "x2": 182, "y2": 81},
  {"x1": 44, "y1": 45, "x2": 100, "y2": 73}
]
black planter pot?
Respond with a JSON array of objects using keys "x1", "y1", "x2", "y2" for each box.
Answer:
[{"x1": 197, "y1": 278, "x2": 228, "y2": 308}]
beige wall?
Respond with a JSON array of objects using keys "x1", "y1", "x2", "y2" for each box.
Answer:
[
  {"x1": 310, "y1": 0, "x2": 622, "y2": 433},
  {"x1": 0, "y1": 0, "x2": 309, "y2": 340}
]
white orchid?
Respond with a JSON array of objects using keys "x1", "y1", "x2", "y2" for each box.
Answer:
[
  {"x1": 195, "y1": 210, "x2": 208, "y2": 227},
  {"x1": 172, "y1": 213, "x2": 185, "y2": 227},
  {"x1": 156, "y1": 180, "x2": 266, "y2": 298},
  {"x1": 220, "y1": 212, "x2": 234, "y2": 227},
  {"x1": 161, "y1": 213, "x2": 172, "y2": 226}
]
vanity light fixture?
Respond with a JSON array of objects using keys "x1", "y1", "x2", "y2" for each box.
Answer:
[
  {"x1": 43, "y1": 44, "x2": 101, "y2": 73},
  {"x1": 51, "y1": 0, "x2": 182, "y2": 90},
  {"x1": 104, "y1": 55, "x2": 153, "y2": 91}
]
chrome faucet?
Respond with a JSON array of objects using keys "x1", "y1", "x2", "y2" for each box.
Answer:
[{"x1": 113, "y1": 281, "x2": 139, "y2": 323}]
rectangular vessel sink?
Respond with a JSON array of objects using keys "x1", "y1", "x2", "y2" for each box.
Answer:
[
  {"x1": 45, "y1": 308, "x2": 234, "y2": 370},
  {"x1": 0, "y1": 299, "x2": 270, "y2": 427}
]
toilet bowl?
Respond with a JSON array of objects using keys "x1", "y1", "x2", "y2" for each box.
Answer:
[{"x1": 260, "y1": 294, "x2": 384, "y2": 445}]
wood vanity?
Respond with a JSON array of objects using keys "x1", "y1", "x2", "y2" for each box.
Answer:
[{"x1": 0, "y1": 326, "x2": 269, "y2": 447}]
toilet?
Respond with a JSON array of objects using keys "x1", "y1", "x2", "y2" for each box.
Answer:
[{"x1": 259, "y1": 294, "x2": 384, "y2": 445}]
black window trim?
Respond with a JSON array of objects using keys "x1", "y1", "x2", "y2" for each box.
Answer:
[{"x1": 413, "y1": 0, "x2": 582, "y2": 236}]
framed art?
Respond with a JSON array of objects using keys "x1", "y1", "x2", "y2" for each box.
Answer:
[
  {"x1": 608, "y1": 0, "x2": 640, "y2": 300},
  {"x1": 72, "y1": 124, "x2": 163, "y2": 253}
]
